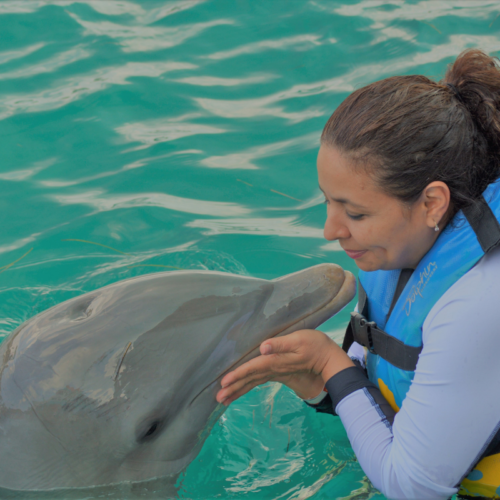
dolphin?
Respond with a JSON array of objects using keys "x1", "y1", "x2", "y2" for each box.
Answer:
[{"x1": 0, "y1": 264, "x2": 355, "y2": 498}]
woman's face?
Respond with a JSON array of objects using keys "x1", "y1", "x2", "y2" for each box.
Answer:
[{"x1": 317, "y1": 146, "x2": 442, "y2": 272}]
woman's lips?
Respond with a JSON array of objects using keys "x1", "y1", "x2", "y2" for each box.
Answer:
[{"x1": 344, "y1": 249, "x2": 367, "y2": 259}]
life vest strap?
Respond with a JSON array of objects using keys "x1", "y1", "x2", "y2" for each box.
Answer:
[
  {"x1": 349, "y1": 312, "x2": 422, "y2": 371},
  {"x1": 463, "y1": 195, "x2": 500, "y2": 253},
  {"x1": 342, "y1": 270, "x2": 421, "y2": 371},
  {"x1": 341, "y1": 196, "x2": 500, "y2": 372}
]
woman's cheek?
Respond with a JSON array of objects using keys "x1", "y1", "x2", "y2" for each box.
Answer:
[
  {"x1": 360, "y1": 222, "x2": 387, "y2": 251},
  {"x1": 350, "y1": 227, "x2": 371, "y2": 249}
]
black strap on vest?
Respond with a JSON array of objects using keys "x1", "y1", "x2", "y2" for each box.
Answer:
[
  {"x1": 463, "y1": 195, "x2": 500, "y2": 253},
  {"x1": 342, "y1": 193, "x2": 500, "y2": 373},
  {"x1": 349, "y1": 309, "x2": 423, "y2": 371},
  {"x1": 344, "y1": 271, "x2": 422, "y2": 371},
  {"x1": 341, "y1": 277, "x2": 369, "y2": 353}
]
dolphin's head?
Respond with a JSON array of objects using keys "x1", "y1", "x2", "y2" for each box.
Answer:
[{"x1": 0, "y1": 264, "x2": 355, "y2": 492}]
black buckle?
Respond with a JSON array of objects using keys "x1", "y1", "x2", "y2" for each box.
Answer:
[{"x1": 350, "y1": 312, "x2": 377, "y2": 353}]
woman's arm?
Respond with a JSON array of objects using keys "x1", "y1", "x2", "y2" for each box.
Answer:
[
  {"x1": 216, "y1": 329, "x2": 355, "y2": 405},
  {"x1": 333, "y1": 249, "x2": 500, "y2": 499},
  {"x1": 218, "y1": 250, "x2": 500, "y2": 499}
]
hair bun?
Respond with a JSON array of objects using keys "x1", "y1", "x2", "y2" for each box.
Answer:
[
  {"x1": 446, "y1": 83, "x2": 465, "y2": 104},
  {"x1": 443, "y1": 50, "x2": 500, "y2": 170},
  {"x1": 322, "y1": 49, "x2": 500, "y2": 214}
]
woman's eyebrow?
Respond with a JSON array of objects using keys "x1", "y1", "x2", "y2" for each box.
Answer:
[{"x1": 318, "y1": 185, "x2": 367, "y2": 210}]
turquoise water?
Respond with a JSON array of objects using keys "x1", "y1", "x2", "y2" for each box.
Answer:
[{"x1": 1, "y1": 1, "x2": 499, "y2": 498}]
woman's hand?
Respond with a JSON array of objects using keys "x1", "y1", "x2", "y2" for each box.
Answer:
[{"x1": 216, "y1": 329, "x2": 354, "y2": 406}]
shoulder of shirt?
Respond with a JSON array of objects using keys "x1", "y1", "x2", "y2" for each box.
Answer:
[{"x1": 422, "y1": 244, "x2": 500, "y2": 338}]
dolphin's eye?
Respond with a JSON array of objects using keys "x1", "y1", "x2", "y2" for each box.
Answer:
[{"x1": 137, "y1": 420, "x2": 162, "y2": 443}]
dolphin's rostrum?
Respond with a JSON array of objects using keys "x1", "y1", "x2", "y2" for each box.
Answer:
[{"x1": 0, "y1": 264, "x2": 355, "y2": 497}]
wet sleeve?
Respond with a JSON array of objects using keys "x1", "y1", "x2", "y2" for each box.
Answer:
[
  {"x1": 304, "y1": 338, "x2": 368, "y2": 414},
  {"x1": 332, "y1": 249, "x2": 500, "y2": 499},
  {"x1": 302, "y1": 310, "x2": 366, "y2": 413},
  {"x1": 304, "y1": 360, "x2": 372, "y2": 415}
]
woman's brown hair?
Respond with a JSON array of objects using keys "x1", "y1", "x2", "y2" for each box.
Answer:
[{"x1": 321, "y1": 49, "x2": 500, "y2": 213}]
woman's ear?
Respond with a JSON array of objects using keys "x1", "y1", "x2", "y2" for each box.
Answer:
[{"x1": 423, "y1": 181, "x2": 451, "y2": 229}]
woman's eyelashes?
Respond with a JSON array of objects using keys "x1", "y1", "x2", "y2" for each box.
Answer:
[
  {"x1": 346, "y1": 212, "x2": 365, "y2": 221},
  {"x1": 323, "y1": 198, "x2": 365, "y2": 220}
]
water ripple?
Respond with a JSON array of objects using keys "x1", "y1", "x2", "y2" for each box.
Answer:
[
  {"x1": 0, "y1": 61, "x2": 195, "y2": 120},
  {"x1": 0, "y1": 0, "x2": 204, "y2": 20},
  {"x1": 115, "y1": 117, "x2": 226, "y2": 151},
  {"x1": 207, "y1": 34, "x2": 333, "y2": 61},
  {"x1": 270, "y1": 193, "x2": 325, "y2": 212},
  {"x1": 173, "y1": 74, "x2": 276, "y2": 87},
  {"x1": 320, "y1": 241, "x2": 343, "y2": 252},
  {"x1": 0, "y1": 234, "x2": 41, "y2": 256},
  {"x1": 195, "y1": 31, "x2": 500, "y2": 123},
  {"x1": 195, "y1": 95, "x2": 324, "y2": 123},
  {"x1": 0, "y1": 46, "x2": 92, "y2": 81},
  {"x1": 0, "y1": 158, "x2": 57, "y2": 181},
  {"x1": 334, "y1": 0, "x2": 500, "y2": 22},
  {"x1": 69, "y1": 13, "x2": 233, "y2": 53},
  {"x1": 0, "y1": 1, "x2": 45, "y2": 14},
  {"x1": 200, "y1": 133, "x2": 319, "y2": 170},
  {"x1": 186, "y1": 217, "x2": 323, "y2": 238},
  {"x1": 328, "y1": 0, "x2": 500, "y2": 47},
  {"x1": 39, "y1": 151, "x2": 201, "y2": 187},
  {"x1": 52, "y1": 189, "x2": 251, "y2": 217},
  {"x1": 0, "y1": 42, "x2": 45, "y2": 66},
  {"x1": 84, "y1": 0, "x2": 205, "y2": 24}
]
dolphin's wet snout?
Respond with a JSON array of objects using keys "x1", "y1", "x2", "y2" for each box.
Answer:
[{"x1": 190, "y1": 264, "x2": 355, "y2": 405}]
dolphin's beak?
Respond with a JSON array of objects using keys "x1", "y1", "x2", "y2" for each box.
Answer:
[
  {"x1": 235, "y1": 263, "x2": 357, "y2": 364},
  {"x1": 271, "y1": 263, "x2": 356, "y2": 335},
  {"x1": 190, "y1": 264, "x2": 356, "y2": 404}
]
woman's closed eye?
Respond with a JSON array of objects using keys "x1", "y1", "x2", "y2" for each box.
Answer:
[
  {"x1": 346, "y1": 212, "x2": 365, "y2": 221},
  {"x1": 323, "y1": 198, "x2": 366, "y2": 220}
]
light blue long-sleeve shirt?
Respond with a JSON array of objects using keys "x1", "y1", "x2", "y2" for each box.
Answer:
[{"x1": 334, "y1": 245, "x2": 500, "y2": 499}]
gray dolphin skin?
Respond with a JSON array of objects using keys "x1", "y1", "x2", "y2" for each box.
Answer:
[{"x1": 0, "y1": 264, "x2": 355, "y2": 498}]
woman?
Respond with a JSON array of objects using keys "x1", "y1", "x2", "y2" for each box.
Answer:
[{"x1": 216, "y1": 49, "x2": 500, "y2": 500}]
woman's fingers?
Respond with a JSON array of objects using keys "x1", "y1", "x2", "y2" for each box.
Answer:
[
  {"x1": 218, "y1": 355, "x2": 277, "y2": 402},
  {"x1": 218, "y1": 374, "x2": 272, "y2": 405},
  {"x1": 217, "y1": 330, "x2": 336, "y2": 405},
  {"x1": 221, "y1": 354, "x2": 271, "y2": 388},
  {"x1": 260, "y1": 332, "x2": 302, "y2": 356}
]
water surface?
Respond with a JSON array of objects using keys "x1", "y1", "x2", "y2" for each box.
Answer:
[{"x1": 1, "y1": 1, "x2": 499, "y2": 498}]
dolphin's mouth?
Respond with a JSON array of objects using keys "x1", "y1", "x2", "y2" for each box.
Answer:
[{"x1": 189, "y1": 272, "x2": 354, "y2": 406}]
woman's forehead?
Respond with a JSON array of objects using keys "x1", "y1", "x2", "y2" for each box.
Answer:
[
  {"x1": 318, "y1": 184, "x2": 368, "y2": 210},
  {"x1": 317, "y1": 146, "x2": 382, "y2": 208}
]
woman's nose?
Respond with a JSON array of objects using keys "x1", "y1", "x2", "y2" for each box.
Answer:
[{"x1": 324, "y1": 212, "x2": 350, "y2": 241}]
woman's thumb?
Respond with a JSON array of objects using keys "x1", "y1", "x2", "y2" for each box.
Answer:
[
  {"x1": 260, "y1": 342, "x2": 273, "y2": 355},
  {"x1": 261, "y1": 336, "x2": 290, "y2": 355}
]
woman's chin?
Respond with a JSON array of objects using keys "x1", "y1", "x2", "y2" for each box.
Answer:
[{"x1": 354, "y1": 257, "x2": 381, "y2": 273}]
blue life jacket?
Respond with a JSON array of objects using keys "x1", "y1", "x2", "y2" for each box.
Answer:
[
  {"x1": 347, "y1": 180, "x2": 500, "y2": 498},
  {"x1": 359, "y1": 180, "x2": 500, "y2": 408}
]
